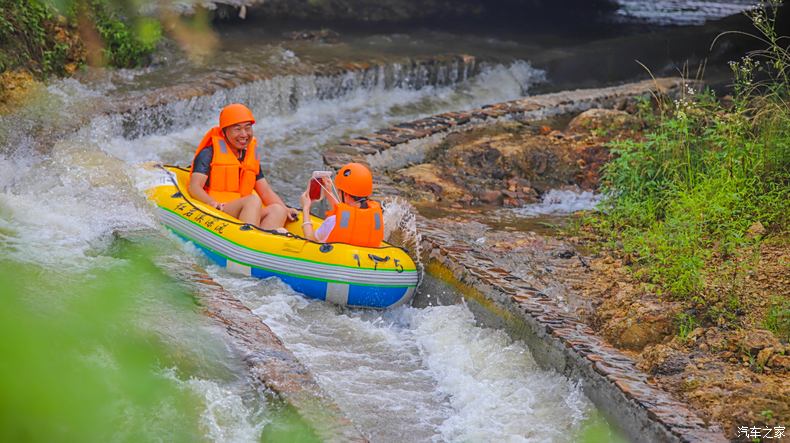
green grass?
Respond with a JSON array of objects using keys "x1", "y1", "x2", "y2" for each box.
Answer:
[
  {"x1": 763, "y1": 297, "x2": 790, "y2": 342},
  {"x1": 589, "y1": 0, "x2": 790, "y2": 327},
  {"x1": 676, "y1": 312, "x2": 700, "y2": 341}
]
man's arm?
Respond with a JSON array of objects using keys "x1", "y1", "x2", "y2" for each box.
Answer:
[
  {"x1": 254, "y1": 178, "x2": 287, "y2": 207},
  {"x1": 188, "y1": 173, "x2": 222, "y2": 209}
]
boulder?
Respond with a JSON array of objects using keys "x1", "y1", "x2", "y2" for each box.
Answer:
[
  {"x1": 566, "y1": 108, "x2": 639, "y2": 134},
  {"x1": 639, "y1": 344, "x2": 690, "y2": 375},
  {"x1": 397, "y1": 163, "x2": 466, "y2": 201},
  {"x1": 768, "y1": 353, "x2": 790, "y2": 371},
  {"x1": 737, "y1": 329, "x2": 781, "y2": 355}
]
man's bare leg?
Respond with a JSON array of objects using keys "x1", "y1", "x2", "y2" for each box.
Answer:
[
  {"x1": 220, "y1": 194, "x2": 262, "y2": 225},
  {"x1": 259, "y1": 203, "x2": 288, "y2": 230}
]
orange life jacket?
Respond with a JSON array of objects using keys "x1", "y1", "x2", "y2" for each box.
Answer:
[
  {"x1": 191, "y1": 127, "x2": 261, "y2": 203},
  {"x1": 326, "y1": 200, "x2": 384, "y2": 248}
]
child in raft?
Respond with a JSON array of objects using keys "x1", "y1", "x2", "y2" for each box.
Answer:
[{"x1": 299, "y1": 163, "x2": 384, "y2": 248}]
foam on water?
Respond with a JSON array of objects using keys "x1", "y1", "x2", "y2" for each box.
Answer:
[
  {"x1": 0, "y1": 142, "x2": 158, "y2": 272},
  {"x1": 407, "y1": 303, "x2": 591, "y2": 442},
  {"x1": 513, "y1": 189, "x2": 602, "y2": 217},
  {"x1": 381, "y1": 196, "x2": 423, "y2": 281},
  {"x1": 210, "y1": 269, "x2": 592, "y2": 442},
  {"x1": 162, "y1": 368, "x2": 269, "y2": 443},
  {"x1": 614, "y1": 0, "x2": 757, "y2": 25}
]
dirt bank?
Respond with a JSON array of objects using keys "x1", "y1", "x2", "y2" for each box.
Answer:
[{"x1": 377, "y1": 101, "x2": 788, "y2": 439}]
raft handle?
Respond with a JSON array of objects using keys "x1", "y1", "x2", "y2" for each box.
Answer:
[
  {"x1": 171, "y1": 191, "x2": 183, "y2": 198},
  {"x1": 320, "y1": 243, "x2": 333, "y2": 253},
  {"x1": 240, "y1": 224, "x2": 254, "y2": 231}
]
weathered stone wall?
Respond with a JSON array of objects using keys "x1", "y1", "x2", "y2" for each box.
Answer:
[
  {"x1": 208, "y1": 0, "x2": 618, "y2": 23},
  {"x1": 322, "y1": 78, "x2": 728, "y2": 443}
]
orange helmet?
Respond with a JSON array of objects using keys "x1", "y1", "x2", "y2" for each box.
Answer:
[
  {"x1": 335, "y1": 163, "x2": 373, "y2": 197},
  {"x1": 219, "y1": 103, "x2": 255, "y2": 129}
]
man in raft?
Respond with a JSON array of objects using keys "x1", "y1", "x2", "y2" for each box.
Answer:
[
  {"x1": 188, "y1": 103, "x2": 297, "y2": 230},
  {"x1": 299, "y1": 162, "x2": 384, "y2": 247}
]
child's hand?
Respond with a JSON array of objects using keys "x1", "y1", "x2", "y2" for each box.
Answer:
[{"x1": 300, "y1": 191, "x2": 312, "y2": 209}]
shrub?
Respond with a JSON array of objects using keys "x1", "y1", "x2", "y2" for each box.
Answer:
[
  {"x1": 594, "y1": 0, "x2": 790, "y2": 312},
  {"x1": 0, "y1": 0, "x2": 79, "y2": 76},
  {"x1": 0, "y1": 0, "x2": 162, "y2": 77}
]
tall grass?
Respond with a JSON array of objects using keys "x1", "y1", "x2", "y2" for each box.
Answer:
[{"x1": 596, "y1": 0, "x2": 789, "y2": 312}]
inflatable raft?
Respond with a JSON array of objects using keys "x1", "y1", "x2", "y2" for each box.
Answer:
[{"x1": 146, "y1": 165, "x2": 419, "y2": 308}]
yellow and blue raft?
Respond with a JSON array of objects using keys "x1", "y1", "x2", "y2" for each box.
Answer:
[{"x1": 146, "y1": 165, "x2": 419, "y2": 308}]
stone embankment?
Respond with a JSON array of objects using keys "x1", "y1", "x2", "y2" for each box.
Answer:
[
  {"x1": 322, "y1": 78, "x2": 728, "y2": 442},
  {"x1": 202, "y1": 0, "x2": 616, "y2": 23}
]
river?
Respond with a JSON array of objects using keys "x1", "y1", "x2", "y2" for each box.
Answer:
[{"x1": 0, "y1": 14, "x2": 743, "y2": 441}]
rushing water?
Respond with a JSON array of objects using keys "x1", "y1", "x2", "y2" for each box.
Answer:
[
  {"x1": 614, "y1": 0, "x2": 756, "y2": 25},
  {"x1": 0, "y1": 32, "x2": 619, "y2": 440},
  {"x1": 512, "y1": 189, "x2": 603, "y2": 217}
]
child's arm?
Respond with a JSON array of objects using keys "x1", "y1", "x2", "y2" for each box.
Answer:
[{"x1": 300, "y1": 191, "x2": 317, "y2": 241}]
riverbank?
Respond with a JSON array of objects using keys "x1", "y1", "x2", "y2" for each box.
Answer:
[{"x1": 321, "y1": 74, "x2": 788, "y2": 440}]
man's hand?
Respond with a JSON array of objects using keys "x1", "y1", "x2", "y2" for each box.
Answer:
[{"x1": 287, "y1": 206, "x2": 299, "y2": 221}]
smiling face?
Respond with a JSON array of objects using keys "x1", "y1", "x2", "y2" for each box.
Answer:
[{"x1": 223, "y1": 121, "x2": 254, "y2": 151}]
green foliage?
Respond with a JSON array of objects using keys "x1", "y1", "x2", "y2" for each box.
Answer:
[
  {"x1": 676, "y1": 312, "x2": 700, "y2": 341},
  {"x1": 0, "y1": 0, "x2": 162, "y2": 77},
  {"x1": 763, "y1": 297, "x2": 790, "y2": 341},
  {"x1": 85, "y1": 0, "x2": 161, "y2": 68},
  {"x1": 0, "y1": 0, "x2": 77, "y2": 76},
  {"x1": 0, "y1": 254, "x2": 206, "y2": 441},
  {"x1": 592, "y1": 0, "x2": 790, "y2": 318}
]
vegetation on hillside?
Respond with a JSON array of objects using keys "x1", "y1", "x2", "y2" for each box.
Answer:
[
  {"x1": 0, "y1": 0, "x2": 161, "y2": 78},
  {"x1": 589, "y1": 0, "x2": 789, "y2": 337}
]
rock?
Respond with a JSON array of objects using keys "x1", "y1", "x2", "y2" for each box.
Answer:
[
  {"x1": 688, "y1": 327, "x2": 705, "y2": 341},
  {"x1": 768, "y1": 354, "x2": 790, "y2": 371},
  {"x1": 478, "y1": 189, "x2": 503, "y2": 204},
  {"x1": 738, "y1": 329, "x2": 781, "y2": 355},
  {"x1": 548, "y1": 130, "x2": 564, "y2": 139},
  {"x1": 640, "y1": 344, "x2": 689, "y2": 375},
  {"x1": 617, "y1": 319, "x2": 671, "y2": 351},
  {"x1": 286, "y1": 29, "x2": 340, "y2": 43},
  {"x1": 555, "y1": 249, "x2": 576, "y2": 259},
  {"x1": 566, "y1": 108, "x2": 639, "y2": 134},
  {"x1": 757, "y1": 347, "x2": 774, "y2": 367},
  {"x1": 397, "y1": 163, "x2": 465, "y2": 201},
  {"x1": 746, "y1": 221, "x2": 766, "y2": 239}
]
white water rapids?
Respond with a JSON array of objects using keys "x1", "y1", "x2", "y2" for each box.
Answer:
[{"x1": 0, "y1": 57, "x2": 605, "y2": 441}]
